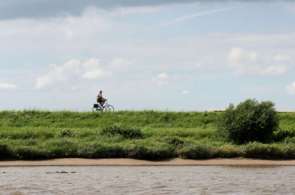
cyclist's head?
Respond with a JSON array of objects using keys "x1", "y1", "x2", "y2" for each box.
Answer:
[{"x1": 99, "y1": 90, "x2": 103, "y2": 94}]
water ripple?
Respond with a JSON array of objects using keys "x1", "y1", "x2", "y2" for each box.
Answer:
[{"x1": 0, "y1": 166, "x2": 295, "y2": 195}]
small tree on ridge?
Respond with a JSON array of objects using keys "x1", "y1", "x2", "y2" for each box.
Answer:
[{"x1": 219, "y1": 99, "x2": 279, "y2": 144}]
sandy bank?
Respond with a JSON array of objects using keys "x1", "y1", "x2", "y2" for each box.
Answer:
[{"x1": 1, "y1": 158, "x2": 295, "y2": 167}]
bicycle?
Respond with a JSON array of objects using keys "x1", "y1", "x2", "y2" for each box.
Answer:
[{"x1": 92, "y1": 101, "x2": 115, "y2": 112}]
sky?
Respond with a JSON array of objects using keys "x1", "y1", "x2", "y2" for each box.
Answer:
[{"x1": 0, "y1": 0, "x2": 295, "y2": 111}]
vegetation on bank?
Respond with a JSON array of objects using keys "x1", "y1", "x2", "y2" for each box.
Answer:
[
  {"x1": 219, "y1": 99, "x2": 279, "y2": 144},
  {"x1": 0, "y1": 103, "x2": 295, "y2": 160}
]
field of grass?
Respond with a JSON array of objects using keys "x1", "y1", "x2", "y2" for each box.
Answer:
[{"x1": 0, "y1": 111, "x2": 295, "y2": 160}]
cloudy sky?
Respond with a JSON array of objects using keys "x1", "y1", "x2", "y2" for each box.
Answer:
[{"x1": 1, "y1": 0, "x2": 295, "y2": 111}]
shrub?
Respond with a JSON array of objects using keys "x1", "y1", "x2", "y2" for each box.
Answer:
[
  {"x1": 0, "y1": 144, "x2": 11, "y2": 159},
  {"x1": 43, "y1": 139, "x2": 78, "y2": 158},
  {"x1": 129, "y1": 144, "x2": 175, "y2": 160},
  {"x1": 273, "y1": 129, "x2": 295, "y2": 142},
  {"x1": 164, "y1": 136, "x2": 185, "y2": 147},
  {"x1": 216, "y1": 145, "x2": 242, "y2": 158},
  {"x1": 243, "y1": 142, "x2": 284, "y2": 159},
  {"x1": 101, "y1": 126, "x2": 143, "y2": 139},
  {"x1": 283, "y1": 137, "x2": 295, "y2": 144},
  {"x1": 13, "y1": 146, "x2": 49, "y2": 160},
  {"x1": 77, "y1": 143, "x2": 127, "y2": 158},
  {"x1": 178, "y1": 144, "x2": 216, "y2": 159},
  {"x1": 219, "y1": 99, "x2": 279, "y2": 144},
  {"x1": 283, "y1": 145, "x2": 295, "y2": 159}
]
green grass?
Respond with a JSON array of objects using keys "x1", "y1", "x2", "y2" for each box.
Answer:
[{"x1": 0, "y1": 110, "x2": 295, "y2": 160}]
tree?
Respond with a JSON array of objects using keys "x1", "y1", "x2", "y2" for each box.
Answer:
[{"x1": 219, "y1": 99, "x2": 279, "y2": 144}]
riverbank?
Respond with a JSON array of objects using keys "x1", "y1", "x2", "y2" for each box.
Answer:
[
  {"x1": 0, "y1": 111, "x2": 295, "y2": 160},
  {"x1": 1, "y1": 158, "x2": 295, "y2": 167}
]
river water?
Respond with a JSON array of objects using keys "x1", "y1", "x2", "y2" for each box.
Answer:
[{"x1": 0, "y1": 166, "x2": 295, "y2": 195}]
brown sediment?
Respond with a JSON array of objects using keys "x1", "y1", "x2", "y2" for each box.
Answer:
[{"x1": 1, "y1": 158, "x2": 295, "y2": 167}]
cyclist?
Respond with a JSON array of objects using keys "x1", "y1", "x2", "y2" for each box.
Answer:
[{"x1": 97, "y1": 90, "x2": 107, "y2": 108}]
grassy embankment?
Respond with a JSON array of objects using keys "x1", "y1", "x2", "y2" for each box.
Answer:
[{"x1": 0, "y1": 111, "x2": 295, "y2": 160}]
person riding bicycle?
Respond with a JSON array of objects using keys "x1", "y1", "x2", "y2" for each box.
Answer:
[{"x1": 97, "y1": 90, "x2": 107, "y2": 108}]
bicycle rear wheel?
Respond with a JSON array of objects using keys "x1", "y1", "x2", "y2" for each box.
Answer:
[{"x1": 92, "y1": 104, "x2": 103, "y2": 112}]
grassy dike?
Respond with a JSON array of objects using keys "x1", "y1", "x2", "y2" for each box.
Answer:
[{"x1": 0, "y1": 111, "x2": 295, "y2": 160}]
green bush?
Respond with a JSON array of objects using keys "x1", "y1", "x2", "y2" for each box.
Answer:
[
  {"x1": 216, "y1": 145, "x2": 242, "y2": 158},
  {"x1": 101, "y1": 126, "x2": 143, "y2": 139},
  {"x1": 283, "y1": 137, "x2": 295, "y2": 144},
  {"x1": 273, "y1": 129, "x2": 295, "y2": 142},
  {"x1": 283, "y1": 145, "x2": 295, "y2": 159},
  {"x1": 178, "y1": 144, "x2": 216, "y2": 159},
  {"x1": 77, "y1": 143, "x2": 127, "y2": 158},
  {"x1": 244, "y1": 142, "x2": 295, "y2": 159},
  {"x1": 164, "y1": 136, "x2": 185, "y2": 147},
  {"x1": 219, "y1": 99, "x2": 279, "y2": 144},
  {"x1": 129, "y1": 144, "x2": 175, "y2": 160},
  {"x1": 243, "y1": 142, "x2": 284, "y2": 159},
  {"x1": 0, "y1": 144, "x2": 11, "y2": 159},
  {"x1": 43, "y1": 139, "x2": 78, "y2": 158},
  {"x1": 13, "y1": 146, "x2": 49, "y2": 160}
]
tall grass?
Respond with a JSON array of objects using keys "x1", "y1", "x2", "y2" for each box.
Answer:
[{"x1": 0, "y1": 110, "x2": 220, "y2": 128}]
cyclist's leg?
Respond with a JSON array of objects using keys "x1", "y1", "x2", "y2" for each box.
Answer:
[
  {"x1": 101, "y1": 98, "x2": 107, "y2": 107},
  {"x1": 99, "y1": 102, "x2": 104, "y2": 109}
]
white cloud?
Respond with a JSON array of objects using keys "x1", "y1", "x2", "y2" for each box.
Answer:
[
  {"x1": 285, "y1": 2, "x2": 295, "y2": 13},
  {"x1": 273, "y1": 54, "x2": 291, "y2": 62},
  {"x1": 109, "y1": 58, "x2": 133, "y2": 71},
  {"x1": 153, "y1": 72, "x2": 169, "y2": 86},
  {"x1": 262, "y1": 65, "x2": 287, "y2": 76},
  {"x1": 0, "y1": 83, "x2": 17, "y2": 90},
  {"x1": 218, "y1": 33, "x2": 295, "y2": 44},
  {"x1": 0, "y1": 7, "x2": 111, "y2": 52},
  {"x1": 82, "y1": 69, "x2": 107, "y2": 80},
  {"x1": 228, "y1": 47, "x2": 288, "y2": 76},
  {"x1": 286, "y1": 82, "x2": 295, "y2": 95},
  {"x1": 35, "y1": 58, "x2": 110, "y2": 89},
  {"x1": 157, "y1": 72, "x2": 169, "y2": 80},
  {"x1": 181, "y1": 90, "x2": 190, "y2": 95},
  {"x1": 228, "y1": 47, "x2": 257, "y2": 65},
  {"x1": 81, "y1": 58, "x2": 111, "y2": 80},
  {"x1": 35, "y1": 59, "x2": 81, "y2": 89},
  {"x1": 111, "y1": 5, "x2": 164, "y2": 16}
]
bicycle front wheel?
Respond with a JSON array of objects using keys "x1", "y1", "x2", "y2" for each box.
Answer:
[{"x1": 104, "y1": 104, "x2": 115, "y2": 112}]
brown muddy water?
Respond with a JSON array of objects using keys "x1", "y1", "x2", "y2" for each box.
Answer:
[{"x1": 0, "y1": 166, "x2": 295, "y2": 195}]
